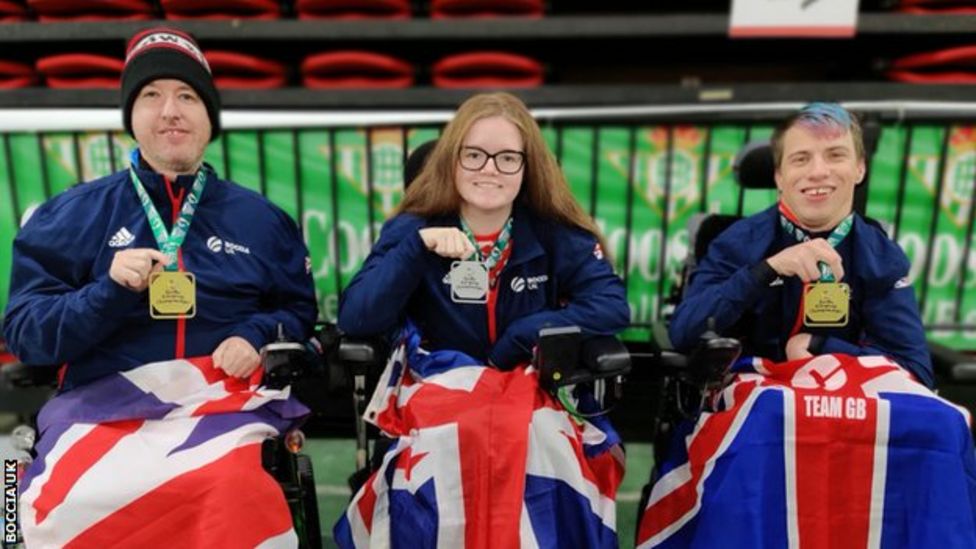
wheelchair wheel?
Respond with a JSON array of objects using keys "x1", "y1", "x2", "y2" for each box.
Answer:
[{"x1": 296, "y1": 454, "x2": 323, "y2": 549}]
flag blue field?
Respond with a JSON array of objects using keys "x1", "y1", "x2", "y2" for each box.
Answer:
[{"x1": 638, "y1": 353, "x2": 976, "y2": 549}]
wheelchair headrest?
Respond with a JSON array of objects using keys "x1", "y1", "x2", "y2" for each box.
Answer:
[
  {"x1": 404, "y1": 139, "x2": 437, "y2": 189},
  {"x1": 733, "y1": 140, "x2": 778, "y2": 190},
  {"x1": 694, "y1": 214, "x2": 741, "y2": 262}
]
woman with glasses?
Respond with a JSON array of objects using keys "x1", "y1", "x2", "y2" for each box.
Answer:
[
  {"x1": 334, "y1": 92, "x2": 630, "y2": 547},
  {"x1": 339, "y1": 92, "x2": 629, "y2": 368}
]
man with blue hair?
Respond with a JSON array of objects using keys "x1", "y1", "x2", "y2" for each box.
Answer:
[{"x1": 669, "y1": 102, "x2": 933, "y2": 387}]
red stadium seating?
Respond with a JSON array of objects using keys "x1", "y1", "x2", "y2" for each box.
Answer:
[
  {"x1": 887, "y1": 45, "x2": 976, "y2": 83},
  {"x1": 896, "y1": 0, "x2": 976, "y2": 13},
  {"x1": 430, "y1": 0, "x2": 543, "y2": 18},
  {"x1": 36, "y1": 53, "x2": 124, "y2": 88},
  {"x1": 161, "y1": 0, "x2": 281, "y2": 20},
  {"x1": 0, "y1": 59, "x2": 36, "y2": 88},
  {"x1": 28, "y1": 0, "x2": 153, "y2": 21},
  {"x1": 0, "y1": 0, "x2": 29, "y2": 23},
  {"x1": 295, "y1": 0, "x2": 410, "y2": 19},
  {"x1": 205, "y1": 50, "x2": 289, "y2": 89},
  {"x1": 432, "y1": 51, "x2": 543, "y2": 88},
  {"x1": 302, "y1": 51, "x2": 414, "y2": 88}
]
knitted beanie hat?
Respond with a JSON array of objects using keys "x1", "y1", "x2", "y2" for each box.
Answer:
[{"x1": 121, "y1": 27, "x2": 221, "y2": 141}]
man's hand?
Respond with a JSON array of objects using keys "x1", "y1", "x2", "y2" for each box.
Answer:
[
  {"x1": 418, "y1": 227, "x2": 477, "y2": 259},
  {"x1": 766, "y1": 239, "x2": 844, "y2": 283},
  {"x1": 212, "y1": 336, "x2": 260, "y2": 378},
  {"x1": 109, "y1": 248, "x2": 171, "y2": 292},
  {"x1": 786, "y1": 333, "x2": 814, "y2": 360}
]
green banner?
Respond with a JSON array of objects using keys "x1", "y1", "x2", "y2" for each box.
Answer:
[{"x1": 1, "y1": 124, "x2": 974, "y2": 349}]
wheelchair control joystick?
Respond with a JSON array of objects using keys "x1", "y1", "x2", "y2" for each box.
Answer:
[
  {"x1": 689, "y1": 318, "x2": 742, "y2": 391},
  {"x1": 536, "y1": 326, "x2": 582, "y2": 392},
  {"x1": 261, "y1": 323, "x2": 316, "y2": 390}
]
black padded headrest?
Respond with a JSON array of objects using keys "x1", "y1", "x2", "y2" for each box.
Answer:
[
  {"x1": 695, "y1": 214, "x2": 741, "y2": 262},
  {"x1": 734, "y1": 140, "x2": 777, "y2": 190},
  {"x1": 404, "y1": 139, "x2": 437, "y2": 188}
]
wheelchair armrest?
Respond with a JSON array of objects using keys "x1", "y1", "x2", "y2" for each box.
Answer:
[
  {"x1": 319, "y1": 334, "x2": 389, "y2": 394},
  {"x1": 1, "y1": 362, "x2": 60, "y2": 388},
  {"x1": 260, "y1": 341, "x2": 322, "y2": 389},
  {"x1": 262, "y1": 341, "x2": 306, "y2": 357},
  {"x1": 315, "y1": 321, "x2": 390, "y2": 393},
  {"x1": 634, "y1": 322, "x2": 738, "y2": 387},
  {"x1": 580, "y1": 335, "x2": 631, "y2": 378},
  {"x1": 316, "y1": 323, "x2": 388, "y2": 372},
  {"x1": 338, "y1": 339, "x2": 387, "y2": 370},
  {"x1": 633, "y1": 321, "x2": 690, "y2": 375},
  {"x1": 658, "y1": 351, "x2": 689, "y2": 373},
  {"x1": 930, "y1": 341, "x2": 976, "y2": 384},
  {"x1": 536, "y1": 327, "x2": 634, "y2": 389}
]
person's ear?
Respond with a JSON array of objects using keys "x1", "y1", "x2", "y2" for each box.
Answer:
[{"x1": 855, "y1": 158, "x2": 866, "y2": 186}]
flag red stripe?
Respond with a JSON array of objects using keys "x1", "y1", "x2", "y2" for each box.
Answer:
[
  {"x1": 192, "y1": 391, "x2": 255, "y2": 416},
  {"x1": 357, "y1": 473, "x2": 380, "y2": 532},
  {"x1": 401, "y1": 368, "x2": 535, "y2": 548},
  {"x1": 34, "y1": 419, "x2": 145, "y2": 524},
  {"x1": 184, "y1": 356, "x2": 227, "y2": 385},
  {"x1": 65, "y1": 443, "x2": 292, "y2": 548},
  {"x1": 793, "y1": 393, "x2": 878, "y2": 547},
  {"x1": 584, "y1": 450, "x2": 625, "y2": 501}
]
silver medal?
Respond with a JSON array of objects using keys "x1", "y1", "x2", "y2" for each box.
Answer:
[{"x1": 450, "y1": 260, "x2": 489, "y2": 304}]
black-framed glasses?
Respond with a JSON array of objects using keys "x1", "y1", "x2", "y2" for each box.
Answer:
[{"x1": 459, "y1": 146, "x2": 525, "y2": 175}]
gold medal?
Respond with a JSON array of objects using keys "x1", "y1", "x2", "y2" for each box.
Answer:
[
  {"x1": 149, "y1": 271, "x2": 197, "y2": 319},
  {"x1": 804, "y1": 282, "x2": 850, "y2": 327}
]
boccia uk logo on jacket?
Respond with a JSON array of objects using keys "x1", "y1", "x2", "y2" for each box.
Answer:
[
  {"x1": 207, "y1": 236, "x2": 250, "y2": 255},
  {"x1": 510, "y1": 274, "x2": 548, "y2": 293}
]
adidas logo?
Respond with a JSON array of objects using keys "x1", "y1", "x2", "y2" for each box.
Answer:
[{"x1": 108, "y1": 227, "x2": 135, "y2": 248}]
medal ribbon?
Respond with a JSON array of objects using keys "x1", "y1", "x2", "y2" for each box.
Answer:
[
  {"x1": 128, "y1": 149, "x2": 208, "y2": 272},
  {"x1": 460, "y1": 216, "x2": 513, "y2": 285},
  {"x1": 459, "y1": 217, "x2": 513, "y2": 345}
]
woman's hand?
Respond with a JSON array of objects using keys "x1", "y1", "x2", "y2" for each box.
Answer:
[{"x1": 418, "y1": 227, "x2": 477, "y2": 259}]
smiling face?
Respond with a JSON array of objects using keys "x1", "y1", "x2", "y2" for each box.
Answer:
[
  {"x1": 774, "y1": 122, "x2": 865, "y2": 232},
  {"x1": 455, "y1": 115, "x2": 525, "y2": 226},
  {"x1": 131, "y1": 78, "x2": 211, "y2": 176}
]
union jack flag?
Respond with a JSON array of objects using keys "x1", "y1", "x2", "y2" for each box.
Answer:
[
  {"x1": 637, "y1": 353, "x2": 976, "y2": 549},
  {"x1": 334, "y1": 327, "x2": 625, "y2": 548},
  {"x1": 18, "y1": 357, "x2": 308, "y2": 548}
]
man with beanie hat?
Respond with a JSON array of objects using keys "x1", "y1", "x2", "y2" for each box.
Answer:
[
  {"x1": 121, "y1": 27, "x2": 221, "y2": 140},
  {"x1": 4, "y1": 27, "x2": 317, "y2": 547}
]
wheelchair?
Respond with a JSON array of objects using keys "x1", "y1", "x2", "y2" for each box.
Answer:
[
  {"x1": 629, "y1": 132, "x2": 976, "y2": 543},
  {"x1": 0, "y1": 334, "x2": 326, "y2": 549},
  {"x1": 319, "y1": 323, "x2": 634, "y2": 494}
]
